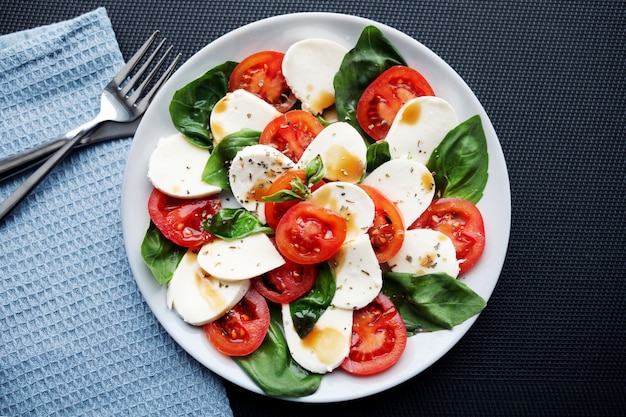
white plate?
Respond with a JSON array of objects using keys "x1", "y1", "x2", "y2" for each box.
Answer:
[{"x1": 121, "y1": 12, "x2": 511, "y2": 403}]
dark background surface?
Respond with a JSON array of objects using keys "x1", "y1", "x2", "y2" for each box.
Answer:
[{"x1": 2, "y1": 1, "x2": 625, "y2": 416}]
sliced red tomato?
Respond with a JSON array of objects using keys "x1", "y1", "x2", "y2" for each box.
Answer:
[
  {"x1": 275, "y1": 202, "x2": 347, "y2": 265},
  {"x1": 356, "y1": 65, "x2": 435, "y2": 141},
  {"x1": 358, "y1": 184, "x2": 405, "y2": 263},
  {"x1": 259, "y1": 110, "x2": 324, "y2": 162},
  {"x1": 203, "y1": 287, "x2": 270, "y2": 356},
  {"x1": 341, "y1": 293, "x2": 407, "y2": 376},
  {"x1": 228, "y1": 50, "x2": 297, "y2": 112},
  {"x1": 264, "y1": 169, "x2": 325, "y2": 229},
  {"x1": 252, "y1": 260, "x2": 317, "y2": 304},
  {"x1": 253, "y1": 243, "x2": 318, "y2": 304},
  {"x1": 147, "y1": 188, "x2": 221, "y2": 247},
  {"x1": 410, "y1": 197, "x2": 486, "y2": 275}
]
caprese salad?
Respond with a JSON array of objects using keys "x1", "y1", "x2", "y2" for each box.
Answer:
[{"x1": 141, "y1": 25, "x2": 489, "y2": 397}]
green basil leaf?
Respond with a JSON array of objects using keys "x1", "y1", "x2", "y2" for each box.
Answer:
[
  {"x1": 382, "y1": 271, "x2": 486, "y2": 335},
  {"x1": 262, "y1": 156, "x2": 324, "y2": 203},
  {"x1": 201, "y1": 129, "x2": 260, "y2": 190},
  {"x1": 169, "y1": 61, "x2": 238, "y2": 148},
  {"x1": 140, "y1": 222, "x2": 186, "y2": 285},
  {"x1": 289, "y1": 176, "x2": 309, "y2": 197},
  {"x1": 261, "y1": 183, "x2": 306, "y2": 203},
  {"x1": 261, "y1": 188, "x2": 304, "y2": 203},
  {"x1": 305, "y1": 154, "x2": 325, "y2": 186},
  {"x1": 366, "y1": 140, "x2": 391, "y2": 172},
  {"x1": 426, "y1": 115, "x2": 489, "y2": 204},
  {"x1": 289, "y1": 261, "x2": 336, "y2": 339},
  {"x1": 233, "y1": 305, "x2": 322, "y2": 397},
  {"x1": 334, "y1": 25, "x2": 406, "y2": 136},
  {"x1": 203, "y1": 207, "x2": 273, "y2": 240}
]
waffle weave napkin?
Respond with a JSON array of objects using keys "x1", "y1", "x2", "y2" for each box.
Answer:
[{"x1": 0, "y1": 8, "x2": 232, "y2": 417}]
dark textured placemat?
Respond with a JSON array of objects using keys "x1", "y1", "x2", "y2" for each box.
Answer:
[{"x1": 2, "y1": 1, "x2": 625, "y2": 416}]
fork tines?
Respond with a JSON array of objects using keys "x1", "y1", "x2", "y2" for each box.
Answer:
[{"x1": 114, "y1": 31, "x2": 181, "y2": 111}]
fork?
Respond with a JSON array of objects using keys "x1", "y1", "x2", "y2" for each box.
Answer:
[
  {"x1": 0, "y1": 119, "x2": 139, "y2": 180},
  {"x1": 0, "y1": 31, "x2": 180, "y2": 222}
]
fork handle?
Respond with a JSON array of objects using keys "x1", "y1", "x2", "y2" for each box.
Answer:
[
  {"x1": 0, "y1": 124, "x2": 99, "y2": 222},
  {"x1": 0, "y1": 119, "x2": 140, "y2": 181},
  {"x1": 0, "y1": 139, "x2": 67, "y2": 180}
]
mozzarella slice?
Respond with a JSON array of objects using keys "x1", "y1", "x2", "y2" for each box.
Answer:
[
  {"x1": 307, "y1": 182, "x2": 375, "y2": 242},
  {"x1": 361, "y1": 158, "x2": 435, "y2": 226},
  {"x1": 385, "y1": 96, "x2": 458, "y2": 164},
  {"x1": 148, "y1": 133, "x2": 221, "y2": 198},
  {"x1": 196, "y1": 233, "x2": 285, "y2": 281},
  {"x1": 297, "y1": 122, "x2": 366, "y2": 183},
  {"x1": 282, "y1": 39, "x2": 348, "y2": 115},
  {"x1": 229, "y1": 144, "x2": 294, "y2": 224},
  {"x1": 210, "y1": 89, "x2": 281, "y2": 144},
  {"x1": 166, "y1": 248, "x2": 250, "y2": 326},
  {"x1": 281, "y1": 303, "x2": 353, "y2": 374},
  {"x1": 388, "y1": 228, "x2": 460, "y2": 278},
  {"x1": 329, "y1": 234, "x2": 382, "y2": 310}
]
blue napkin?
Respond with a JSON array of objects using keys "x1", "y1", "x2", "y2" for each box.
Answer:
[{"x1": 0, "y1": 8, "x2": 233, "y2": 417}]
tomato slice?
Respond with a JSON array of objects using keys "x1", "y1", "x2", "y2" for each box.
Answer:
[
  {"x1": 358, "y1": 184, "x2": 405, "y2": 263},
  {"x1": 228, "y1": 50, "x2": 297, "y2": 113},
  {"x1": 253, "y1": 242, "x2": 318, "y2": 304},
  {"x1": 275, "y1": 202, "x2": 347, "y2": 265},
  {"x1": 341, "y1": 293, "x2": 407, "y2": 376},
  {"x1": 259, "y1": 110, "x2": 324, "y2": 162},
  {"x1": 252, "y1": 260, "x2": 317, "y2": 304},
  {"x1": 356, "y1": 65, "x2": 435, "y2": 141},
  {"x1": 147, "y1": 188, "x2": 221, "y2": 247},
  {"x1": 409, "y1": 197, "x2": 486, "y2": 275},
  {"x1": 203, "y1": 287, "x2": 270, "y2": 356},
  {"x1": 264, "y1": 169, "x2": 325, "y2": 229}
]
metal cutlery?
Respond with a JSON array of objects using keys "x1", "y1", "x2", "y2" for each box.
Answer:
[{"x1": 0, "y1": 30, "x2": 180, "y2": 222}]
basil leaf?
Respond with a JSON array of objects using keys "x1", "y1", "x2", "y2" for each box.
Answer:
[
  {"x1": 140, "y1": 222, "x2": 186, "y2": 285},
  {"x1": 289, "y1": 176, "x2": 309, "y2": 197},
  {"x1": 261, "y1": 188, "x2": 304, "y2": 203},
  {"x1": 262, "y1": 156, "x2": 324, "y2": 203},
  {"x1": 261, "y1": 180, "x2": 307, "y2": 203},
  {"x1": 334, "y1": 25, "x2": 406, "y2": 135},
  {"x1": 305, "y1": 154, "x2": 325, "y2": 186},
  {"x1": 169, "y1": 61, "x2": 238, "y2": 148},
  {"x1": 202, "y1": 129, "x2": 260, "y2": 190},
  {"x1": 427, "y1": 115, "x2": 489, "y2": 204},
  {"x1": 233, "y1": 306, "x2": 322, "y2": 397},
  {"x1": 289, "y1": 261, "x2": 336, "y2": 339},
  {"x1": 366, "y1": 140, "x2": 391, "y2": 172},
  {"x1": 203, "y1": 208, "x2": 272, "y2": 240},
  {"x1": 382, "y1": 271, "x2": 486, "y2": 335}
]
